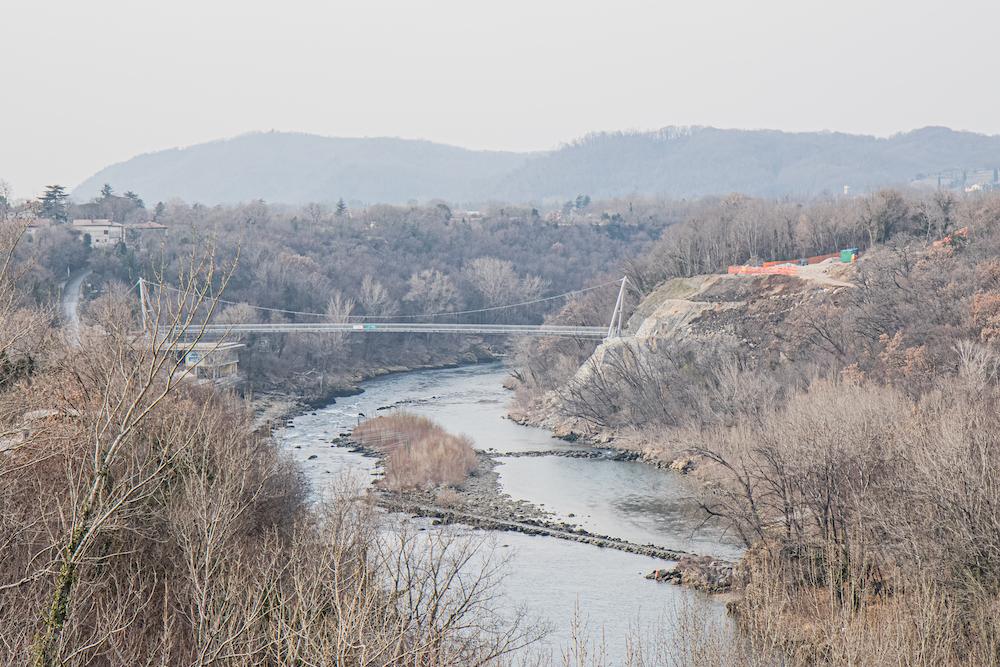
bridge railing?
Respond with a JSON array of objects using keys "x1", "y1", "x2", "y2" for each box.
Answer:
[{"x1": 166, "y1": 321, "x2": 609, "y2": 339}]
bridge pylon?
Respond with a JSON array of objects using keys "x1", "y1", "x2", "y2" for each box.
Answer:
[
  {"x1": 606, "y1": 276, "x2": 629, "y2": 339},
  {"x1": 138, "y1": 277, "x2": 148, "y2": 330}
]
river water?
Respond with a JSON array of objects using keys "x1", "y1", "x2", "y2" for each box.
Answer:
[{"x1": 278, "y1": 363, "x2": 738, "y2": 661}]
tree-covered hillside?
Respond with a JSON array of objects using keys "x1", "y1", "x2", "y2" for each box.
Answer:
[
  {"x1": 73, "y1": 132, "x2": 531, "y2": 205},
  {"x1": 73, "y1": 127, "x2": 1000, "y2": 205}
]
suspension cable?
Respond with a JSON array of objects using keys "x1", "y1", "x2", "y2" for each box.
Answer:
[{"x1": 149, "y1": 279, "x2": 620, "y2": 320}]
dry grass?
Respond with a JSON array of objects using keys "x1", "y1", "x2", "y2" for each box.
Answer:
[
  {"x1": 727, "y1": 542, "x2": 1000, "y2": 666},
  {"x1": 352, "y1": 412, "x2": 478, "y2": 491}
]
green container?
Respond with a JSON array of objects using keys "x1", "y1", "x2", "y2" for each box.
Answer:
[{"x1": 840, "y1": 248, "x2": 858, "y2": 263}]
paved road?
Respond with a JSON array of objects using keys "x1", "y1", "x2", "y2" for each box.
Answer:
[{"x1": 61, "y1": 269, "x2": 91, "y2": 347}]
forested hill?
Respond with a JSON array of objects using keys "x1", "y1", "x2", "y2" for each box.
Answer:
[
  {"x1": 493, "y1": 126, "x2": 1000, "y2": 200},
  {"x1": 72, "y1": 133, "x2": 532, "y2": 205},
  {"x1": 73, "y1": 126, "x2": 1000, "y2": 205}
]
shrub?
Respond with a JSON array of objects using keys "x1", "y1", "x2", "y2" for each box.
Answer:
[{"x1": 352, "y1": 412, "x2": 478, "y2": 491}]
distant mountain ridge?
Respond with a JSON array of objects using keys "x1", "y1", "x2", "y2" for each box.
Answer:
[{"x1": 73, "y1": 126, "x2": 1000, "y2": 205}]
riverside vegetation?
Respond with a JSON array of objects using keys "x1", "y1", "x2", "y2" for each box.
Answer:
[
  {"x1": 0, "y1": 219, "x2": 752, "y2": 666},
  {"x1": 516, "y1": 189, "x2": 1000, "y2": 664},
  {"x1": 0, "y1": 226, "x2": 546, "y2": 665},
  {"x1": 352, "y1": 412, "x2": 478, "y2": 491}
]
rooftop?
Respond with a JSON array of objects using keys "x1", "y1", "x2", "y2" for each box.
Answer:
[{"x1": 72, "y1": 218, "x2": 123, "y2": 228}]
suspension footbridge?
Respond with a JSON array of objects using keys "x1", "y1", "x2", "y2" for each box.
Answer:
[{"x1": 139, "y1": 276, "x2": 632, "y2": 340}]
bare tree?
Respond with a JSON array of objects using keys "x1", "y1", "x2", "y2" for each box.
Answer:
[
  {"x1": 26, "y1": 248, "x2": 235, "y2": 666},
  {"x1": 359, "y1": 274, "x2": 393, "y2": 316},
  {"x1": 405, "y1": 269, "x2": 460, "y2": 315}
]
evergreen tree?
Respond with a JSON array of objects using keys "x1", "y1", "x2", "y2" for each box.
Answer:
[
  {"x1": 124, "y1": 191, "x2": 145, "y2": 208},
  {"x1": 100, "y1": 183, "x2": 114, "y2": 199},
  {"x1": 39, "y1": 185, "x2": 69, "y2": 223},
  {"x1": 335, "y1": 198, "x2": 348, "y2": 217},
  {"x1": 0, "y1": 180, "x2": 10, "y2": 221},
  {"x1": 435, "y1": 202, "x2": 452, "y2": 222}
]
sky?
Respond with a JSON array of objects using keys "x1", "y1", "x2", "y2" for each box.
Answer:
[{"x1": 3, "y1": 0, "x2": 999, "y2": 198}]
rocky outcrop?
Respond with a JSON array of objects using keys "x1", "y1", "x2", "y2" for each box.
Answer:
[
  {"x1": 516, "y1": 271, "x2": 855, "y2": 458},
  {"x1": 646, "y1": 554, "x2": 735, "y2": 593}
]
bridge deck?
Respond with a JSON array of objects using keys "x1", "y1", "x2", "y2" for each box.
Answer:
[{"x1": 177, "y1": 322, "x2": 609, "y2": 338}]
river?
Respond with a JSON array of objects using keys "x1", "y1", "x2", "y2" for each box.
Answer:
[{"x1": 277, "y1": 362, "x2": 738, "y2": 662}]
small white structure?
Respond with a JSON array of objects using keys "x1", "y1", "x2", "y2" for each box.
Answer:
[
  {"x1": 178, "y1": 342, "x2": 244, "y2": 386},
  {"x1": 72, "y1": 219, "x2": 124, "y2": 247}
]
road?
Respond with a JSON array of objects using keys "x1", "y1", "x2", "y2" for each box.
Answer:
[{"x1": 61, "y1": 269, "x2": 91, "y2": 347}]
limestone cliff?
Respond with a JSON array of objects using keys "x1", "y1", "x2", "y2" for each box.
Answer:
[{"x1": 514, "y1": 264, "x2": 855, "y2": 457}]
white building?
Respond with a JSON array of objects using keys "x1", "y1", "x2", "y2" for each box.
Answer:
[{"x1": 72, "y1": 219, "x2": 124, "y2": 247}]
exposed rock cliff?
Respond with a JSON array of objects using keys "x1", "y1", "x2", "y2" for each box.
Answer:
[{"x1": 513, "y1": 264, "x2": 856, "y2": 461}]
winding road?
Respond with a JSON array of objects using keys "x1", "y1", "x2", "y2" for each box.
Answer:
[{"x1": 61, "y1": 269, "x2": 90, "y2": 347}]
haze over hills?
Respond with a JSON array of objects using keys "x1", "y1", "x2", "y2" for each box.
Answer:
[
  {"x1": 73, "y1": 126, "x2": 1000, "y2": 205},
  {"x1": 72, "y1": 133, "x2": 532, "y2": 206}
]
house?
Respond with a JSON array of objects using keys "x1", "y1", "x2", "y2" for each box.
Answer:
[{"x1": 71, "y1": 219, "x2": 124, "y2": 247}]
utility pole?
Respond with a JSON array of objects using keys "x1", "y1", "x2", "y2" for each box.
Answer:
[{"x1": 606, "y1": 276, "x2": 628, "y2": 339}]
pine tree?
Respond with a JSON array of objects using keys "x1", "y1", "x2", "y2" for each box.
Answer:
[
  {"x1": 0, "y1": 180, "x2": 10, "y2": 221},
  {"x1": 100, "y1": 183, "x2": 114, "y2": 199},
  {"x1": 39, "y1": 185, "x2": 69, "y2": 223},
  {"x1": 335, "y1": 198, "x2": 348, "y2": 217},
  {"x1": 124, "y1": 191, "x2": 145, "y2": 209}
]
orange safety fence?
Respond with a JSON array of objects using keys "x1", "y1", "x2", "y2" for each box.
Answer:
[
  {"x1": 806, "y1": 252, "x2": 841, "y2": 265},
  {"x1": 761, "y1": 252, "x2": 839, "y2": 269},
  {"x1": 727, "y1": 265, "x2": 798, "y2": 276}
]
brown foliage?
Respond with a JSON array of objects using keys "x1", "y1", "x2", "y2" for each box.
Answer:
[
  {"x1": 0, "y1": 229, "x2": 535, "y2": 664},
  {"x1": 353, "y1": 412, "x2": 478, "y2": 491},
  {"x1": 694, "y1": 348, "x2": 1000, "y2": 664},
  {"x1": 521, "y1": 191, "x2": 1000, "y2": 663}
]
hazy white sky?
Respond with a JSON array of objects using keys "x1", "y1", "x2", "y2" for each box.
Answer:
[{"x1": 3, "y1": 0, "x2": 999, "y2": 197}]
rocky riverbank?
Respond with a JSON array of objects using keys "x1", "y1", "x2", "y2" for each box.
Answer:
[
  {"x1": 646, "y1": 554, "x2": 735, "y2": 593},
  {"x1": 507, "y1": 406, "x2": 707, "y2": 473}
]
